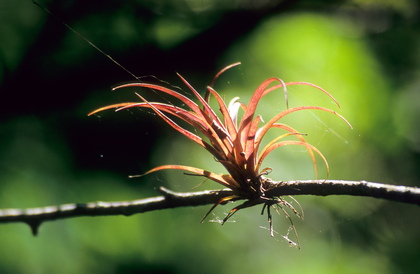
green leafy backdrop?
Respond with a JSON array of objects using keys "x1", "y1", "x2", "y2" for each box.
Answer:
[{"x1": 0, "y1": 0, "x2": 419, "y2": 273}]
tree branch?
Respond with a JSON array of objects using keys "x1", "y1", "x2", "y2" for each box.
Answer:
[
  {"x1": 0, "y1": 180, "x2": 419, "y2": 235},
  {"x1": 264, "y1": 180, "x2": 420, "y2": 205}
]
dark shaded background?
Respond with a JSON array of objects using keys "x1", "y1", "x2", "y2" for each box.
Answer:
[{"x1": 0, "y1": 0, "x2": 419, "y2": 273}]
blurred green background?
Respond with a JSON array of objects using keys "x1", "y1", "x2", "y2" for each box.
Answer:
[{"x1": 1, "y1": 0, "x2": 419, "y2": 273}]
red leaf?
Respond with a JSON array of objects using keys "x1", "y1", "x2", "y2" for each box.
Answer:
[
  {"x1": 141, "y1": 165, "x2": 240, "y2": 189},
  {"x1": 257, "y1": 140, "x2": 329, "y2": 178}
]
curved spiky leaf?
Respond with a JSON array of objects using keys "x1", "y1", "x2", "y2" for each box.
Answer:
[
  {"x1": 206, "y1": 86, "x2": 238, "y2": 140},
  {"x1": 257, "y1": 140, "x2": 329, "y2": 177},
  {"x1": 262, "y1": 123, "x2": 317, "y2": 176},
  {"x1": 88, "y1": 102, "x2": 140, "y2": 116},
  {"x1": 262, "y1": 81, "x2": 340, "y2": 108},
  {"x1": 176, "y1": 73, "x2": 221, "y2": 124},
  {"x1": 255, "y1": 106, "x2": 351, "y2": 154},
  {"x1": 134, "y1": 93, "x2": 210, "y2": 151},
  {"x1": 205, "y1": 62, "x2": 241, "y2": 103},
  {"x1": 112, "y1": 82, "x2": 204, "y2": 116},
  {"x1": 209, "y1": 62, "x2": 241, "y2": 88},
  {"x1": 237, "y1": 78, "x2": 284, "y2": 147},
  {"x1": 116, "y1": 102, "x2": 209, "y2": 133},
  {"x1": 141, "y1": 165, "x2": 240, "y2": 189}
]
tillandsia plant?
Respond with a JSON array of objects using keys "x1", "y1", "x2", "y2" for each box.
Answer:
[{"x1": 89, "y1": 62, "x2": 351, "y2": 244}]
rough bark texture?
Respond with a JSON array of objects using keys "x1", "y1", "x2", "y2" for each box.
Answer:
[{"x1": 0, "y1": 180, "x2": 418, "y2": 235}]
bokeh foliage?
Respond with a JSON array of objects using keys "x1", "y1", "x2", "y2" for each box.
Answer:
[{"x1": 0, "y1": 0, "x2": 419, "y2": 273}]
